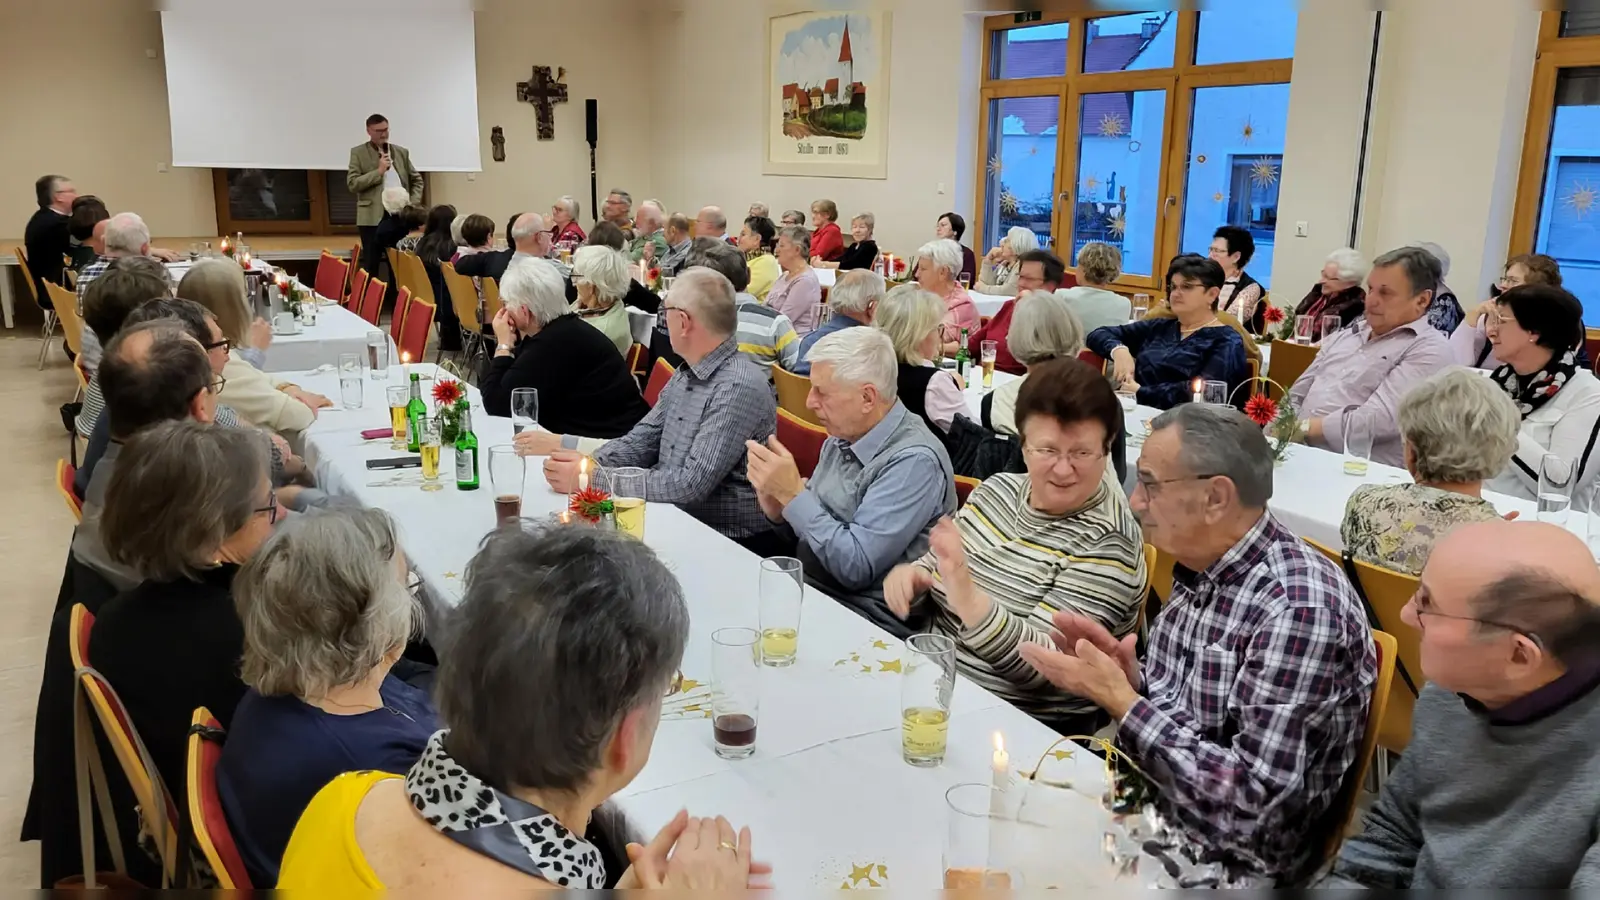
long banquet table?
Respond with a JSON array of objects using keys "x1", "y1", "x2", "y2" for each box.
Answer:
[{"x1": 292, "y1": 364, "x2": 1116, "y2": 890}]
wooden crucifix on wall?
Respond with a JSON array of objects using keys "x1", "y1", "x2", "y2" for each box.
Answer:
[{"x1": 517, "y1": 65, "x2": 568, "y2": 140}]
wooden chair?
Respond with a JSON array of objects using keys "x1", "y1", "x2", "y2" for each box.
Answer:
[
  {"x1": 401, "y1": 252, "x2": 436, "y2": 308},
  {"x1": 771, "y1": 364, "x2": 821, "y2": 425},
  {"x1": 624, "y1": 343, "x2": 648, "y2": 379},
  {"x1": 441, "y1": 262, "x2": 486, "y2": 368},
  {"x1": 70, "y1": 604, "x2": 181, "y2": 886},
  {"x1": 47, "y1": 281, "x2": 86, "y2": 360},
  {"x1": 1266, "y1": 340, "x2": 1320, "y2": 403},
  {"x1": 777, "y1": 408, "x2": 829, "y2": 478},
  {"x1": 57, "y1": 459, "x2": 82, "y2": 522},
  {"x1": 399, "y1": 295, "x2": 435, "y2": 363},
  {"x1": 1305, "y1": 538, "x2": 1421, "y2": 755},
  {"x1": 1137, "y1": 544, "x2": 1158, "y2": 631},
  {"x1": 954, "y1": 475, "x2": 981, "y2": 508},
  {"x1": 313, "y1": 251, "x2": 347, "y2": 301},
  {"x1": 358, "y1": 276, "x2": 386, "y2": 326},
  {"x1": 186, "y1": 708, "x2": 252, "y2": 888},
  {"x1": 482, "y1": 276, "x2": 504, "y2": 322},
  {"x1": 385, "y1": 247, "x2": 401, "y2": 288},
  {"x1": 389, "y1": 286, "x2": 412, "y2": 347},
  {"x1": 16, "y1": 244, "x2": 61, "y2": 368},
  {"x1": 1323, "y1": 630, "x2": 1398, "y2": 863}
]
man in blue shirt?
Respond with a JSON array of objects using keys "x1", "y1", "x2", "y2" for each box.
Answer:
[
  {"x1": 791, "y1": 268, "x2": 883, "y2": 375},
  {"x1": 747, "y1": 327, "x2": 956, "y2": 636}
]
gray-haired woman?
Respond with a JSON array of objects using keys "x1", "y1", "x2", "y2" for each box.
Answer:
[
  {"x1": 218, "y1": 506, "x2": 439, "y2": 887},
  {"x1": 986, "y1": 291, "x2": 1086, "y2": 436},
  {"x1": 1341, "y1": 368, "x2": 1519, "y2": 574},
  {"x1": 975, "y1": 226, "x2": 1040, "y2": 297},
  {"x1": 571, "y1": 245, "x2": 634, "y2": 356},
  {"x1": 278, "y1": 526, "x2": 768, "y2": 891},
  {"x1": 87, "y1": 420, "x2": 278, "y2": 820}
]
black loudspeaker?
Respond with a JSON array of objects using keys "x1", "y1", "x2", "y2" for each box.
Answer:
[{"x1": 586, "y1": 100, "x2": 598, "y2": 147}]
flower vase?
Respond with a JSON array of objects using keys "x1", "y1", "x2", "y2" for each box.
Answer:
[{"x1": 439, "y1": 402, "x2": 464, "y2": 444}]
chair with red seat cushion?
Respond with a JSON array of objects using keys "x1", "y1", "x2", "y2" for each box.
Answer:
[
  {"x1": 358, "y1": 277, "x2": 386, "y2": 325},
  {"x1": 186, "y1": 708, "x2": 251, "y2": 887},
  {"x1": 389, "y1": 287, "x2": 411, "y2": 347},
  {"x1": 399, "y1": 295, "x2": 435, "y2": 363},
  {"x1": 955, "y1": 475, "x2": 981, "y2": 508},
  {"x1": 313, "y1": 252, "x2": 347, "y2": 302},
  {"x1": 345, "y1": 269, "x2": 369, "y2": 309},
  {"x1": 57, "y1": 459, "x2": 82, "y2": 522},
  {"x1": 776, "y1": 408, "x2": 828, "y2": 479},
  {"x1": 643, "y1": 358, "x2": 675, "y2": 407}
]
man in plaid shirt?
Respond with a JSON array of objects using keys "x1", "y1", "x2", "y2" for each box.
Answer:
[
  {"x1": 1022, "y1": 403, "x2": 1375, "y2": 882},
  {"x1": 544, "y1": 266, "x2": 776, "y2": 541}
]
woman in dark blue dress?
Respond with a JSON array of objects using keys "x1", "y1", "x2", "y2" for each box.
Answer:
[{"x1": 1085, "y1": 254, "x2": 1250, "y2": 410}]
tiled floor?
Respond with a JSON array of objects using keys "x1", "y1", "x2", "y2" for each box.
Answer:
[{"x1": 0, "y1": 334, "x2": 79, "y2": 887}]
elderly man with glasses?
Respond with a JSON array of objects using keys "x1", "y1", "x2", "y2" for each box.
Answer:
[
  {"x1": 1020, "y1": 402, "x2": 1376, "y2": 884},
  {"x1": 1328, "y1": 520, "x2": 1600, "y2": 889}
]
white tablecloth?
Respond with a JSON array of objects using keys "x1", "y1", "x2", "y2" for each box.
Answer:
[
  {"x1": 627, "y1": 307, "x2": 657, "y2": 346},
  {"x1": 292, "y1": 365, "x2": 1106, "y2": 889},
  {"x1": 813, "y1": 268, "x2": 1008, "y2": 318},
  {"x1": 261, "y1": 302, "x2": 393, "y2": 373}
]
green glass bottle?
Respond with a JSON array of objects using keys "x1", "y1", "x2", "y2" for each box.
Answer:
[
  {"x1": 454, "y1": 400, "x2": 480, "y2": 491},
  {"x1": 953, "y1": 328, "x2": 971, "y2": 388},
  {"x1": 405, "y1": 373, "x2": 426, "y2": 453}
]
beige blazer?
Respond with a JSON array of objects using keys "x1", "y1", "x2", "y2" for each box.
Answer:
[{"x1": 346, "y1": 142, "x2": 424, "y2": 227}]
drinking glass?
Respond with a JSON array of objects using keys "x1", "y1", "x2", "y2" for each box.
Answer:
[
  {"x1": 901, "y1": 633, "x2": 956, "y2": 767},
  {"x1": 367, "y1": 332, "x2": 390, "y2": 380},
  {"x1": 1203, "y1": 380, "x2": 1229, "y2": 406},
  {"x1": 980, "y1": 340, "x2": 998, "y2": 389},
  {"x1": 661, "y1": 275, "x2": 676, "y2": 293},
  {"x1": 1294, "y1": 315, "x2": 1315, "y2": 344},
  {"x1": 510, "y1": 388, "x2": 539, "y2": 435},
  {"x1": 758, "y1": 557, "x2": 803, "y2": 667},
  {"x1": 489, "y1": 445, "x2": 524, "y2": 527},
  {"x1": 813, "y1": 302, "x2": 830, "y2": 333},
  {"x1": 1538, "y1": 452, "x2": 1575, "y2": 529},
  {"x1": 338, "y1": 353, "x2": 363, "y2": 409},
  {"x1": 711, "y1": 627, "x2": 761, "y2": 760},
  {"x1": 386, "y1": 385, "x2": 410, "y2": 451},
  {"x1": 187, "y1": 242, "x2": 201, "y2": 261},
  {"x1": 1343, "y1": 410, "x2": 1373, "y2": 476},
  {"x1": 943, "y1": 783, "x2": 1014, "y2": 890},
  {"x1": 1319, "y1": 315, "x2": 1342, "y2": 344},
  {"x1": 419, "y1": 417, "x2": 444, "y2": 492},
  {"x1": 1131, "y1": 293, "x2": 1151, "y2": 321},
  {"x1": 607, "y1": 467, "x2": 648, "y2": 539},
  {"x1": 958, "y1": 272, "x2": 973, "y2": 289}
]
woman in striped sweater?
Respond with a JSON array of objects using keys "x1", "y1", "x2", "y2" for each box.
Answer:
[{"x1": 885, "y1": 358, "x2": 1147, "y2": 733}]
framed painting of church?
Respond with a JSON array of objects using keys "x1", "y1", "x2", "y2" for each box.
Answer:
[{"x1": 765, "y1": 10, "x2": 891, "y2": 179}]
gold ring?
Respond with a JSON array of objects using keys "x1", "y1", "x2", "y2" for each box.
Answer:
[{"x1": 719, "y1": 841, "x2": 737, "y2": 851}]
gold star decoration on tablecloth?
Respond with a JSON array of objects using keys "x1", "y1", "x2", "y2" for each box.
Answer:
[
  {"x1": 999, "y1": 189, "x2": 1019, "y2": 217},
  {"x1": 871, "y1": 639, "x2": 890, "y2": 650},
  {"x1": 1108, "y1": 214, "x2": 1127, "y2": 237},
  {"x1": 1098, "y1": 112, "x2": 1126, "y2": 138},
  {"x1": 442, "y1": 571, "x2": 458, "y2": 579},
  {"x1": 1563, "y1": 180, "x2": 1597, "y2": 219},
  {"x1": 1051, "y1": 748, "x2": 1075, "y2": 761},
  {"x1": 1240, "y1": 116, "x2": 1256, "y2": 143},
  {"x1": 839, "y1": 862, "x2": 889, "y2": 889},
  {"x1": 1250, "y1": 159, "x2": 1280, "y2": 188},
  {"x1": 987, "y1": 154, "x2": 1004, "y2": 176},
  {"x1": 877, "y1": 659, "x2": 903, "y2": 673}
]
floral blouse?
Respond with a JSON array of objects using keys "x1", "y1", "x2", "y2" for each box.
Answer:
[{"x1": 1340, "y1": 483, "x2": 1501, "y2": 575}]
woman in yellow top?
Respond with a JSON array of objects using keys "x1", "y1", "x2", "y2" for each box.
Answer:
[
  {"x1": 277, "y1": 526, "x2": 768, "y2": 891},
  {"x1": 738, "y1": 214, "x2": 781, "y2": 302}
]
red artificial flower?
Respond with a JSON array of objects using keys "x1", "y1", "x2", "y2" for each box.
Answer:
[
  {"x1": 1244, "y1": 394, "x2": 1279, "y2": 427},
  {"x1": 432, "y1": 379, "x2": 465, "y2": 406},
  {"x1": 1261, "y1": 304, "x2": 1286, "y2": 325},
  {"x1": 568, "y1": 486, "x2": 615, "y2": 522},
  {"x1": 894, "y1": 258, "x2": 908, "y2": 273},
  {"x1": 648, "y1": 267, "x2": 661, "y2": 281}
]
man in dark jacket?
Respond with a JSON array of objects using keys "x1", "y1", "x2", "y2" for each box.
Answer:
[{"x1": 24, "y1": 174, "x2": 77, "y2": 303}]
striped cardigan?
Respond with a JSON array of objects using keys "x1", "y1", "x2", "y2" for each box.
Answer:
[{"x1": 913, "y1": 471, "x2": 1147, "y2": 728}]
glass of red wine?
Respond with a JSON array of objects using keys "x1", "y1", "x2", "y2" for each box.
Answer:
[{"x1": 711, "y1": 627, "x2": 762, "y2": 760}]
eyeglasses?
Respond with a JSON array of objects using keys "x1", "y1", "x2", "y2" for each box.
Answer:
[
  {"x1": 1407, "y1": 592, "x2": 1541, "y2": 646},
  {"x1": 1022, "y1": 445, "x2": 1105, "y2": 468},
  {"x1": 254, "y1": 491, "x2": 279, "y2": 525},
  {"x1": 209, "y1": 374, "x2": 227, "y2": 396},
  {"x1": 662, "y1": 303, "x2": 692, "y2": 318},
  {"x1": 204, "y1": 336, "x2": 231, "y2": 354},
  {"x1": 1133, "y1": 473, "x2": 1224, "y2": 495}
]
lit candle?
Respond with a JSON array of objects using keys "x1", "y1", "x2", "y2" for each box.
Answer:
[
  {"x1": 577, "y1": 457, "x2": 589, "y2": 493},
  {"x1": 402, "y1": 351, "x2": 411, "y2": 380},
  {"x1": 559, "y1": 510, "x2": 571, "y2": 525},
  {"x1": 991, "y1": 732, "x2": 1011, "y2": 815},
  {"x1": 1191, "y1": 377, "x2": 1204, "y2": 405}
]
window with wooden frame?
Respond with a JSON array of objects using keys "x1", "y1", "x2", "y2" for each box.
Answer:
[
  {"x1": 1510, "y1": 11, "x2": 1600, "y2": 326},
  {"x1": 212, "y1": 169, "x2": 428, "y2": 236},
  {"x1": 975, "y1": 7, "x2": 1295, "y2": 293}
]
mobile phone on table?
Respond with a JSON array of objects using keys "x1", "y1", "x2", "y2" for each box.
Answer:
[{"x1": 366, "y1": 457, "x2": 421, "y2": 470}]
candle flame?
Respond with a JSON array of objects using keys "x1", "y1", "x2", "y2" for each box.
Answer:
[
  {"x1": 1191, "y1": 377, "x2": 1204, "y2": 393},
  {"x1": 559, "y1": 511, "x2": 571, "y2": 525},
  {"x1": 402, "y1": 351, "x2": 411, "y2": 364},
  {"x1": 993, "y1": 732, "x2": 1005, "y2": 754}
]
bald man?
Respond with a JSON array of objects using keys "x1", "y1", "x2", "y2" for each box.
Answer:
[
  {"x1": 696, "y1": 206, "x2": 734, "y2": 244},
  {"x1": 1329, "y1": 520, "x2": 1600, "y2": 888}
]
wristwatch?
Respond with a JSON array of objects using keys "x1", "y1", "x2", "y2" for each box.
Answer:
[
  {"x1": 1299, "y1": 418, "x2": 1312, "y2": 436},
  {"x1": 496, "y1": 343, "x2": 514, "y2": 354}
]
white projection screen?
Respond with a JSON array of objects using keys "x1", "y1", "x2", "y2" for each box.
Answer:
[{"x1": 159, "y1": 0, "x2": 481, "y2": 171}]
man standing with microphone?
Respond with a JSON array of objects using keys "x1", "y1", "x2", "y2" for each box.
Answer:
[{"x1": 348, "y1": 113, "x2": 424, "y2": 276}]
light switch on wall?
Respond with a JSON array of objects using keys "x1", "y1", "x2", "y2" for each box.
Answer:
[
  {"x1": 156, "y1": 163, "x2": 168, "y2": 173},
  {"x1": 937, "y1": 182, "x2": 946, "y2": 195},
  {"x1": 1294, "y1": 221, "x2": 1309, "y2": 238},
  {"x1": 466, "y1": 173, "x2": 476, "y2": 182}
]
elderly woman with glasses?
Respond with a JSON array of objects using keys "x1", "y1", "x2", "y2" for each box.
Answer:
[
  {"x1": 884, "y1": 359, "x2": 1146, "y2": 732},
  {"x1": 975, "y1": 226, "x2": 1040, "y2": 297},
  {"x1": 219, "y1": 507, "x2": 439, "y2": 887},
  {"x1": 915, "y1": 238, "x2": 980, "y2": 355},
  {"x1": 484, "y1": 256, "x2": 648, "y2": 439},
  {"x1": 571, "y1": 245, "x2": 635, "y2": 356},
  {"x1": 179, "y1": 259, "x2": 331, "y2": 439},
  {"x1": 279, "y1": 526, "x2": 768, "y2": 891},
  {"x1": 88, "y1": 420, "x2": 279, "y2": 820},
  {"x1": 811, "y1": 212, "x2": 880, "y2": 272},
  {"x1": 1450, "y1": 253, "x2": 1565, "y2": 371},
  {"x1": 1342, "y1": 369, "x2": 1520, "y2": 575},
  {"x1": 1292, "y1": 247, "x2": 1370, "y2": 343},
  {"x1": 549, "y1": 195, "x2": 587, "y2": 255}
]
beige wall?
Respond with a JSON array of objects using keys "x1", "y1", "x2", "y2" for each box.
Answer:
[
  {"x1": 0, "y1": 0, "x2": 216, "y2": 238},
  {"x1": 646, "y1": 0, "x2": 986, "y2": 259}
]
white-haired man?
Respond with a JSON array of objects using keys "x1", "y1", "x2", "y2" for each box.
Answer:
[
  {"x1": 75, "y1": 212, "x2": 161, "y2": 371},
  {"x1": 748, "y1": 202, "x2": 770, "y2": 220},
  {"x1": 458, "y1": 211, "x2": 547, "y2": 285},
  {"x1": 544, "y1": 267, "x2": 776, "y2": 543},
  {"x1": 628, "y1": 200, "x2": 668, "y2": 264},
  {"x1": 483, "y1": 257, "x2": 647, "y2": 439},
  {"x1": 1328, "y1": 519, "x2": 1600, "y2": 889},
  {"x1": 747, "y1": 327, "x2": 955, "y2": 635},
  {"x1": 791, "y1": 269, "x2": 884, "y2": 375},
  {"x1": 696, "y1": 206, "x2": 734, "y2": 244}
]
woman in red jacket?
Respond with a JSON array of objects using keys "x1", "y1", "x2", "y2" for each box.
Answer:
[{"x1": 808, "y1": 199, "x2": 845, "y2": 263}]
